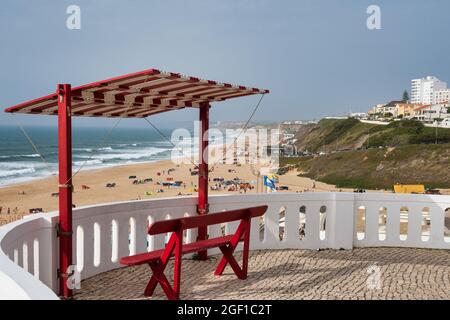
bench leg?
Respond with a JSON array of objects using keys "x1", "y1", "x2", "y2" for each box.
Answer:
[
  {"x1": 143, "y1": 230, "x2": 183, "y2": 300},
  {"x1": 214, "y1": 251, "x2": 228, "y2": 277},
  {"x1": 242, "y1": 216, "x2": 251, "y2": 277},
  {"x1": 149, "y1": 262, "x2": 177, "y2": 300},
  {"x1": 144, "y1": 273, "x2": 158, "y2": 297},
  {"x1": 216, "y1": 245, "x2": 246, "y2": 279},
  {"x1": 214, "y1": 218, "x2": 250, "y2": 280},
  {"x1": 173, "y1": 229, "x2": 183, "y2": 299}
]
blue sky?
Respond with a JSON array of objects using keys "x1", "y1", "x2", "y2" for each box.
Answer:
[{"x1": 0, "y1": 0, "x2": 449, "y2": 127}]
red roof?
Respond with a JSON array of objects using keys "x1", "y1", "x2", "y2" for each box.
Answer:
[
  {"x1": 413, "y1": 104, "x2": 432, "y2": 111},
  {"x1": 4, "y1": 69, "x2": 269, "y2": 118}
]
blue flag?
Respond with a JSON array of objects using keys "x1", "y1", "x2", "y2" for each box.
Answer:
[{"x1": 264, "y1": 175, "x2": 276, "y2": 192}]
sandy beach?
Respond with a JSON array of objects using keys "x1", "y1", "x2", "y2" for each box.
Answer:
[{"x1": 0, "y1": 158, "x2": 354, "y2": 225}]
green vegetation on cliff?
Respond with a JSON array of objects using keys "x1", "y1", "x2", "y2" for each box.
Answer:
[
  {"x1": 285, "y1": 119, "x2": 450, "y2": 190},
  {"x1": 287, "y1": 144, "x2": 450, "y2": 190},
  {"x1": 295, "y1": 119, "x2": 450, "y2": 152}
]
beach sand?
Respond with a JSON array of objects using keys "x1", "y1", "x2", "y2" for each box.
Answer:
[{"x1": 0, "y1": 159, "x2": 353, "y2": 225}]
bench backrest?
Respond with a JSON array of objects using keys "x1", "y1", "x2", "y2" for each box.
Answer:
[{"x1": 148, "y1": 205, "x2": 268, "y2": 235}]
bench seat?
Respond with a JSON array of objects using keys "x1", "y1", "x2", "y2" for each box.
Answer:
[{"x1": 120, "y1": 235, "x2": 239, "y2": 266}]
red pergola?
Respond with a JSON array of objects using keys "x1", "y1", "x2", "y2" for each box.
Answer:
[{"x1": 4, "y1": 68, "x2": 269, "y2": 298}]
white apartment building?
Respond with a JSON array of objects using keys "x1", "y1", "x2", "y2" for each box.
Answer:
[
  {"x1": 411, "y1": 76, "x2": 447, "y2": 104},
  {"x1": 434, "y1": 89, "x2": 450, "y2": 105}
]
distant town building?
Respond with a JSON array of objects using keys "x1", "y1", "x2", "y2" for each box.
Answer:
[
  {"x1": 412, "y1": 104, "x2": 449, "y2": 122},
  {"x1": 381, "y1": 101, "x2": 404, "y2": 116},
  {"x1": 411, "y1": 76, "x2": 447, "y2": 104},
  {"x1": 282, "y1": 120, "x2": 305, "y2": 125},
  {"x1": 324, "y1": 116, "x2": 348, "y2": 119},
  {"x1": 434, "y1": 89, "x2": 450, "y2": 105},
  {"x1": 368, "y1": 104, "x2": 386, "y2": 115},
  {"x1": 349, "y1": 112, "x2": 368, "y2": 119},
  {"x1": 369, "y1": 101, "x2": 422, "y2": 119},
  {"x1": 395, "y1": 103, "x2": 418, "y2": 118},
  {"x1": 365, "y1": 76, "x2": 449, "y2": 124}
]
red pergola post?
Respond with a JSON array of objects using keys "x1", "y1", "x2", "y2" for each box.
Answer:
[
  {"x1": 197, "y1": 103, "x2": 209, "y2": 260},
  {"x1": 57, "y1": 84, "x2": 73, "y2": 298}
]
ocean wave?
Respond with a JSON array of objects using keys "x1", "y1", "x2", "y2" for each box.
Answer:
[
  {"x1": 0, "y1": 167, "x2": 36, "y2": 178},
  {"x1": 74, "y1": 146, "x2": 112, "y2": 152},
  {"x1": 91, "y1": 152, "x2": 163, "y2": 161},
  {"x1": 117, "y1": 143, "x2": 138, "y2": 147},
  {"x1": 0, "y1": 161, "x2": 46, "y2": 169},
  {"x1": 76, "y1": 147, "x2": 170, "y2": 161},
  {"x1": 73, "y1": 159, "x2": 103, "y2": 166},
  {"x1": 0, "y1": 153, "x2": 40, "y2": 159},
  {"x1": 74, "y1": 148, "x2": 93, "y2": 152}
]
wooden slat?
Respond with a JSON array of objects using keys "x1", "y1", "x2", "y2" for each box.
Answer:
[{"x1": 148, "y1": 206, "x2": 267, "y2": 235}]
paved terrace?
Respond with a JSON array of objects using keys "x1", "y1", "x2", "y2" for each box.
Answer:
[{"x1": 75, "y1": 247, "x2": 450, "y2": 300}]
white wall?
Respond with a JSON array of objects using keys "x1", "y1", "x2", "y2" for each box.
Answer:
[{"x1": 1, "y1": 192, "x2": 450, "y2": 299}]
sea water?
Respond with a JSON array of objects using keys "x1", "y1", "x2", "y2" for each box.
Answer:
[{"x1": 0, "y1": 125, "x2": 180, "y2": 187}]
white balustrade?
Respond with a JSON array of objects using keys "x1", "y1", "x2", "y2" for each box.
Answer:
[{"x1": 1, "y1": 192, "x2": 450, "y2": 299}]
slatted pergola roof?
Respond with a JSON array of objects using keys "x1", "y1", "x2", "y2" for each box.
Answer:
[{"x1": 4, "y1": 68, "x2": 269, "y2": 118}]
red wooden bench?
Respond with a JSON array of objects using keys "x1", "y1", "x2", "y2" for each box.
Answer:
[{"x1": 119, "y1": 205, "x2": 267, "y2": 300}]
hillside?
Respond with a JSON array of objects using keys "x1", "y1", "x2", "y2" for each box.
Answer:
[
  {"x1": 284, "y1": 144, "x2": 450, "y2": 190},
  {"x1": 284, "y1": 119, "x2": 450, "y2": 190},
  {"x1": 294, "y1": 118, "x2": 450, "y2": 152}
]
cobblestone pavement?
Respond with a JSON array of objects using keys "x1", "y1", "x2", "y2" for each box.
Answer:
[{"x1": 74, "y1": 248, "x2": 450, "y2": 300}]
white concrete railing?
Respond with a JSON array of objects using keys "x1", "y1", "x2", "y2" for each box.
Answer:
[
  {"x1": 353, "y1": 193, "x2": 450, "y2": 248},
  {"x1": 0, "y1": 213, "x2": 58, "y2": 300},
  {"x1": 1, "y1": 192, "x2": 450, "y2": 299}
]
